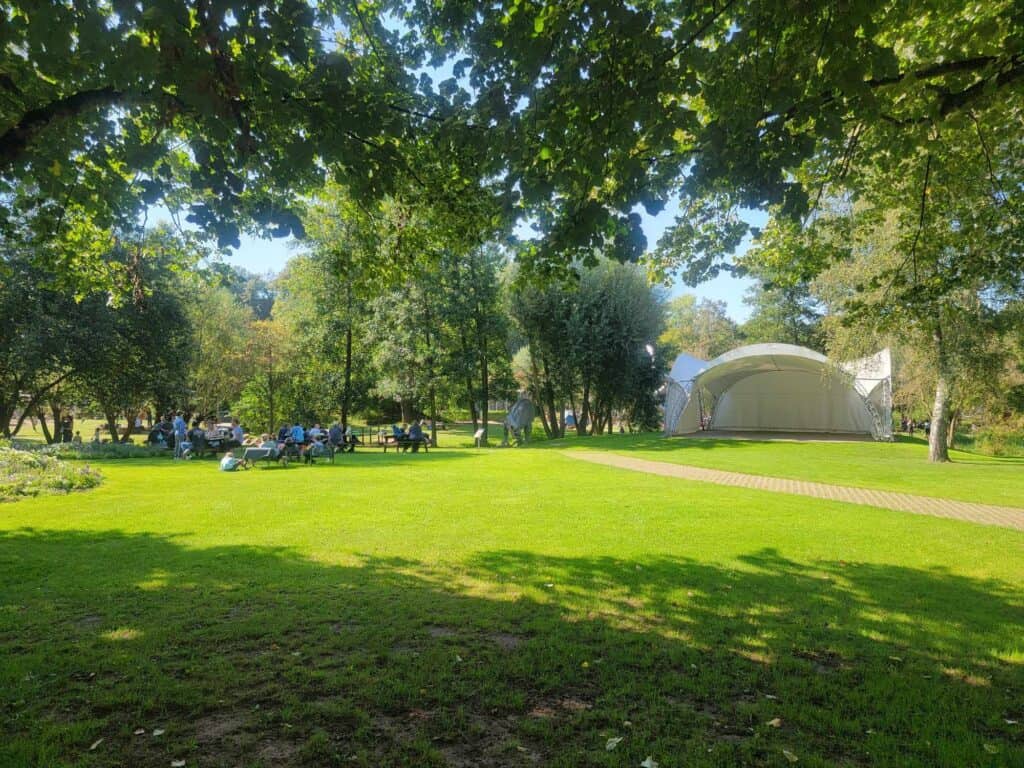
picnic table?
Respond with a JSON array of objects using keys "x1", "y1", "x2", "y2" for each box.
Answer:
[
  {"x1": 241, "y1": 445, "x2": 288, "y2": 468},
  {"x1": 379, "y1": 432, "x2": 430, "y2": 453}
]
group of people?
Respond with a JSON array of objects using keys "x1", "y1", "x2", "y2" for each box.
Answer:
[
  {"x1": 218, "y1": 420, "x2": 359, "y2": 471},
  {"x1": 389, "y1": 420, "x2": 428, "y2": 451},
  {"x1": 268, "y1": 421, "x2": 358, "y2": 452}
]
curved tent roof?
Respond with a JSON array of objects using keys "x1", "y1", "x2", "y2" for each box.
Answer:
[{"x1": 664, "y1": 343, "x2": 891, "y2": 439}]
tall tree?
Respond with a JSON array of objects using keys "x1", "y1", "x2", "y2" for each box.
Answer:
[
  {"x1": 740, "y1": 281, "x2": 824, "y2": 351},
  {"x1": 660, "y1": 295, "x2": 741, "y2": 361},
  {"x1": 0, "y1": 0, "x2": 424, "y2": 267}
]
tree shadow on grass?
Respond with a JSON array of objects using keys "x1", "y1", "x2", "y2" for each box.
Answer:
[{"x1": 1, "y1": 530, "x2": 1021, "y2": 767}]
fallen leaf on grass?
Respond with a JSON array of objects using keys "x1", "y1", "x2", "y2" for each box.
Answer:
[
  {"x1": 782, "y1": 749, "x2": 799, "y2": 763},
  {"x1": 1005, "y1": 719, "x2": 1018, "y2": 725},
  {"x1": 152, "y1": 728, "x2": 165, "y2": 737},
  {"x1": 983, "y1": 744, "x2": 999, "y2": 754},
  {"x1": 766, "y1": 718, "x2": 782, "y2": 728},
  {"x1": 640, "y1": 757, "x2": 659, "y2": 768},
  {"x1": 171, "y1": 761, "x2": 186, "y2": 767},
  {"x1": 606, "y1": 736, "x2": 623, "y2": 751},
  {"x1": 89, "y1": 738, "x2": 103, "y2": 751}
]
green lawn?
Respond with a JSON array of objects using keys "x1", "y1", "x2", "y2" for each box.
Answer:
[
  {"x1": 553, "y1": 432, "x2": 1024, "y2": 508},
  {"x1": 1, "y1": 442, "x2": 1022, "y2": 767}
]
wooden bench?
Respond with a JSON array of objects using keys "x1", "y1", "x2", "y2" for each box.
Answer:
[{"x1": 380, "y1": 434, "x2": 429, "y2": 453}]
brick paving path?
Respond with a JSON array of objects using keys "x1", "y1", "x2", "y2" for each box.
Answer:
[{"x1": 569, "y1": 452, "x2": 1024, "y2": 531}]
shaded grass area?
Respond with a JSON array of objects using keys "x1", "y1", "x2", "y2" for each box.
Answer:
[
  {"x1": 1, "y1": 449, "x2": 1023, "y2": 767},
  {"x1": 553, "y1": 432, "x2": 1024, "y2": 508}
]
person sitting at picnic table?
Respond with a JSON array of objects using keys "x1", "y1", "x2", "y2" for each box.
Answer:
[
  {"x1": 277, "y1": 424, "x2": 290, "y2": 442},
  {"x1": 308, "y1": 423, "x2": 323, "y2": 441},
  {"x1": 406, "y1": 420, "x2": 425, "y2": 451},
  {"x1": 328, "y1": 422, "x2": 343, "y2": 448},
  {"x1": 391, "y1": 423, "x2": 406, "y2": 441},
  {"x1": 219, "y1": 451, "x2": 244, "y2": 471},
  {"x1": 290, "y1": 422, "x2": 305, "y2": 444},
  {"x1": 92, "y1": 426, "x2": 102, "y2": 444},
  {"x1": 230, "y1": 418, "x2": 244, "y2": 446},
  {"x1": 71, "y1": 430, "x2": 83, "y2": 446},
  {"x1": 343, "y1": 421, "x2": 356, "y2": 451}
]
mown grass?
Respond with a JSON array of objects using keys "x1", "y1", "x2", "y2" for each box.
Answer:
[
  {"x1": 1, "y1": 441, "x2": 1022, "y2": 767},
  {"x1": 553, "y1": 432, "x2": 1024, "y2": 508}
]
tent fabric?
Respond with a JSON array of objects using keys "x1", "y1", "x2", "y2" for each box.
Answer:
[{"x1": 663, "y1": 343, "x2": 892, "y2": 440}]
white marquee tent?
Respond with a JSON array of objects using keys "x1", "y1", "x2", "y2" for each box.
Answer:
[{"x1": 663, "y1": 343, "x2": 892, "y2": 440}]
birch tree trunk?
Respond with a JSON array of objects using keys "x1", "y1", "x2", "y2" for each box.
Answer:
[{"x1": 928, "y1": 324, "x2": 951, "y2": 463}]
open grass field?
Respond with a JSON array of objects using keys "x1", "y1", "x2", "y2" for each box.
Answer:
[
  {"x1": 1, "y1": 432, "x2": 1022, "y2": 767},
  {"x1": 553, "y1": 433, "x2": 1024, "y2": 508}
]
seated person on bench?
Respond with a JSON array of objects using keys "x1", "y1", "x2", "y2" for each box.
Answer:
[{"x1": 406, "y1": 420, "x2": 425, "y2": 452}]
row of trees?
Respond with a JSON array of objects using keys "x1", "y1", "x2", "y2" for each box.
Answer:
[{"x1": 2, "y1": 214, "x2": 671, "y2": 445}]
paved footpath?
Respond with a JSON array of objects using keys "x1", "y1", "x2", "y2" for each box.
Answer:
[{"x1": 569, "y1": 452, "x2": 1024, "y2": 532}]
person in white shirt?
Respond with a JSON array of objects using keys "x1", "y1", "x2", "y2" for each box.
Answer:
[{"x1": 220, "y1": 451, "x2": 243, "y2": 471}]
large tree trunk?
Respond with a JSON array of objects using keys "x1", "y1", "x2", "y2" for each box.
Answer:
[
  {"x1": 540, "y1": 357, "x2": 561, "y2": 438},
  {"x1": 429, "y1": 386, "x2": 438, "y2": 447},
  {"x1": 0, "y1": 399, "x2": 13, "y2": 438},
  {"x1": 342, "y1": 323, "x2": 353, "y2": 424},
  {"x1": 928, "y1": 325, "x2": 951, "y2": 463},
  {"x1": 479, "y1": 333, "x2": 490, "y2": 445},
  {"x1": 341, "y1": 287, "x2": 353, "y2": 424},
  {"x1": 120, "y1": 408, "x2": 135, "y2": 442},
  {"x1": 50, "y1": 401, "x2": 63, "y2": 443},
  {"x1": 37, "y1": 405, "x2": 53, "y2": 444},
  {"x1": 466, "y1": 381, "x2": 479, "y2": 434},
  {"x1": 946, "y1": 408, "x2": 960, "y2": 450},
  {"x1": 576, "y1": 382, "x2": 590, "y2": 437},
  {"x1": 104, "y1": 410, "x2": 119, "y2": 443}
]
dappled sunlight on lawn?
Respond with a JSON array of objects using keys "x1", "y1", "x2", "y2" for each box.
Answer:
[{"x1": 1, "y1": 528, "x2": 1021, "y2": 767}]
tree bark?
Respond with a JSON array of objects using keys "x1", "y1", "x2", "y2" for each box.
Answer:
[
  {"x1": 341, "y1": 286, "x2": 353, "y2": 424},
  {"x1": 429, "y1": 386, "x2": 438, "y2": 447},
  {"x1": 342, "y1": 323, "x2": 353, "y2": 424},
  {"x1": 1, "y1": 86, "x2": 125, "y2": 171},
  {"x1": 37, "y1": 405, "x2": 53, "y2": 444},
  {"x1": 120, "y1": 408, "x2": 135, "y2": 442},
  {"x1": 577, "y1": 382, "x2": 590, "y2": 437},
  {"x1": 104, "y1": 410, "x2": 119, "y2": 443},
  {"x1": 479, "y1": 329, "x2": 490, "y2": 445},
  {"x1": 946, "y1": 408, "x2": 960, "y2": 450},
  {"x1": 928, "y1": 324, "x2": 951, "y2": 463}
]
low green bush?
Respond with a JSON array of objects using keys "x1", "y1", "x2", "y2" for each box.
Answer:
[
  {"x1": 38, "y1": 442, "x2": 170, "y2": 460},
  {"x1": 0, "y1": 444, "x2": 103, "y2": 501},
  {"x1": 966, "y1": 425, "x2": 1024, "y2": 457}
]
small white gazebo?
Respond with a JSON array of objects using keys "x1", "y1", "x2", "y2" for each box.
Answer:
[{"x1": 663, "y1": 343, "x2": 892, "y2": 440}]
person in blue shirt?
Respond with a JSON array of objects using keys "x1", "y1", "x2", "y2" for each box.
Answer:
[
  {"x1": 407, "y1": 421, "x2": 425, "y2": 452},
  {"x1": 328, "y1": 422, "x2": 343, "y2": 448},
  {"x1": 172, "y1": 411, "x2": 187, "y2": 458},
  {"x1": 392, "y1": 423, "x2": 406, "y2": 440},
  {"x1": 290, "y1": 422, "x2": 305, "y2": 443}
]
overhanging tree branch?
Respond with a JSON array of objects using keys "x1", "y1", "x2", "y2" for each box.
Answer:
[{"x1": 0, "y1": 87, "x2": 125, "y2": 171}]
